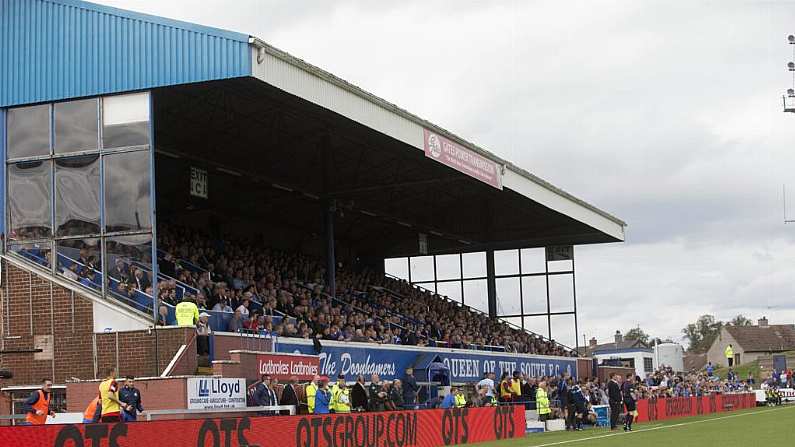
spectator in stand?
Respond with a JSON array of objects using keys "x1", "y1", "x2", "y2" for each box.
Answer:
[
  {"x1": 196, "y1": 312, "x2": 211, "y2": 355},
  {"x1": 156, "y1": 223, "x2": 578, "y2": 357},
  {"x1": 119, "y1": 377, "x2": 144, "y2": 422},
  {"x1": 237, "y1": 298, "x2": 250, "y2": 318},
  {"x1": 21, "y1": 378, "x2": 56, "y2": 425},
  {"x1": 228, "y1": 309, "x2": 244, "y2": 332},
  {"x1": 156, "y1": 305, "x2": 170, "y2": 326},
  {"x1": 706, "y1": 362, "x2": 714, "y2": 377}
]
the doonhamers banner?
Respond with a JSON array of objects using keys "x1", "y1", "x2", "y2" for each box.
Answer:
[
  {"x1": 275, "y1": 338, "x2": 577, "y2": 382},
  {"x1": 0, "y1": 406, "x2": 525, "y2": 447}
]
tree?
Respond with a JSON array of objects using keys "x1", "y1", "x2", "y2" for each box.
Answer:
[
  {"x1": 729, "y1": 315, "x2": 752, "y2": 327},
  {"x1": 682, "y1": 314, "x2": 723, "y2": 353},
  {"x1": 624, "y1": 327, "x2": 650, "y2": 345}
]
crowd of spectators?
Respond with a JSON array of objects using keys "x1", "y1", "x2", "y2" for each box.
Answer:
[{"x1": 154, "y1": 224, "x2": 576, "y2": 356}]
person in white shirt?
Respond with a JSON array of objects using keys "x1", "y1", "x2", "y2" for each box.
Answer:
[
  {"x1": 236, "y1": 298, "x2": 250, "y2": 317},
  {"x1": 477, "y1": 372, "x2": 496, "y2": 398}
]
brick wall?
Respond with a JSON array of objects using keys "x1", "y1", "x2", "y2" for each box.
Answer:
[
  {"x1": 0, "y1": 260, "x2": 196, "y2": 388},
  {"x1": 94, "y1": 326, "x2": 195, "y2": 380},
  {"x1": 213, "y1": 333, "x2": 272, "y2": 361},
  {"x1": 0, "y1": 262, "x2": 94, "y2": 385},
  {"x1": 67, "y1": 377, "x2": 188, "y2": 412}
]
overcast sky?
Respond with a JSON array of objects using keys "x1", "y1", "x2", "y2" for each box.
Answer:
[{"x1": 102, "y1": 0, "x2": 795, "y2": 348}]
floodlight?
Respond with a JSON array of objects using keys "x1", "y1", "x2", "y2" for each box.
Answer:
[
  {"x1": 789, "y1": 34, "x2": 795, "y2": 43},
  {"x1": 788, "y1": 89, "x2": 795, "y2": 97},
  {"x1": 789, "y1": 62, "x2": 795, "y2": 71}
]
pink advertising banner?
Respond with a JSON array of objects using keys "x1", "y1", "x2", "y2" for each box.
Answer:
[{"x1": 423, "y1": 129, "x2": 503, "y2": 189}]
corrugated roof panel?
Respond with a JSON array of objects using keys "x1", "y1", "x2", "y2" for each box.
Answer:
[{"x1": 0, "y1": 0, "x2": 252, "y2": 107}]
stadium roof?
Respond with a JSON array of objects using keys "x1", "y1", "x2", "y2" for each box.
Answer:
[{"x1": 2, "y1": 0, "x2": 625, "y2": 257}]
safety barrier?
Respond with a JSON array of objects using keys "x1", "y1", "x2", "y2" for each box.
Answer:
[
  {"x1": 635, "y1": 393, "x2": 756, "y2": 423},
  {"x1": 0, "y1": 405, "x2": 524, "y2": 447}
]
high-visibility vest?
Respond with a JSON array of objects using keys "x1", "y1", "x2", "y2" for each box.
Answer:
[
  {"x1": 724, "y1": 346, "x2": 734, "y2": 359},
  {"x1": 306, "y1": 383, "x2": 318, "y2": 414},
  {"x1": 536, "y1": 388, "x2": 551, "y2": 415},
  {"x1": 331, "y1": 387, "x2": 351, "y2": 413},
  {"x1": 511, "y1": 380, "x2": 522, "y2": 396},
  {"x1": 25, "y1": 390, "x2": 50, "y2": 425},
  {"x1": 83, "y1": 396, "x2": 101, "y2": 422},
  {"x1": 175, "y1": 301, "x2": 199, "y2": 326},
  {"x1": 454, "y1": 393, "x2": 466, "y2": 408},
  {"x1": 500, "y1": 380, "x2": 513, "y2": 398}
]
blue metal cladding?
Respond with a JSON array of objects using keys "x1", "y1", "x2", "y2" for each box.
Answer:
[{"x1": 0, "y1": 0, "x2": 252, "y2": 108}]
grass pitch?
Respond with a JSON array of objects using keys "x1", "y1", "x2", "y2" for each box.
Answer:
[{"x1": 467, "y1": 405, "x2": 795, "y2": 447}]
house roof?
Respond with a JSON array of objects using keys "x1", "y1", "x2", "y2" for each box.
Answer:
[
  {"x1": 683, "y1": 353, "x2": 707, "y2": 371},
  {"x1": 725, "y1": 324, "x2": 795, "y2": 352},
  {"x1": 586, "y1": 338, "x2": 650, "y2": 356}
]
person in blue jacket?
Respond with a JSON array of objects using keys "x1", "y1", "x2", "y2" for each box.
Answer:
[{"x1": 314, "y1": 377, "x2": 332, "y2": 414}]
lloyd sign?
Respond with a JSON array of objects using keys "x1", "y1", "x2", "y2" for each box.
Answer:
[
  {"x1": 257, "y1": 353, "x2": 320, "y2": 380},
  {"x1": 187, "y1": 377, "x2": 246, "y2": 410}
]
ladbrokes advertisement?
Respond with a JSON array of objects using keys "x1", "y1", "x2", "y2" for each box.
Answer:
[{"x1": 0, "y1": 406, "x2": 525, "y2": 447}]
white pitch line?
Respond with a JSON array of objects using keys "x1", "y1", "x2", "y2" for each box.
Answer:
[{"x1": 528, "y1": 405, "x2": 795, "y2": 447}]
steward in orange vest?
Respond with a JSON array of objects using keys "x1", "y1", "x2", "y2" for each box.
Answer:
[
  {"x1": 23, "y1": 379, "x2": 55, "y2": 425},
  {"x1": 82, "y1": 396, "x2": 102, "y2": 424}
]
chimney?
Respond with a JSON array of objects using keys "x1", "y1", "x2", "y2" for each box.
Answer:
[
  {"x1": 589, "y1": 337, "x2": 598, "y2": 348},
  {"x1": 758, "y1": 316, "x2": 768, "y2": 327},
  {"x1": 614, "y1": 330, "x2": 623, "y2": 344}
]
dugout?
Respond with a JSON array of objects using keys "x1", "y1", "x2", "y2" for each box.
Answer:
[{"x1": 0, "y1": 0, "x2": 625, "y2": 352}]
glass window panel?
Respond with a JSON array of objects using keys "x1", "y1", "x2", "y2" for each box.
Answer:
[
  {"x1": 462, "y1": 279, "x2": 488, "y2": 313},
  {"x1": 521, "y1": 276, "x2": 547, "y2": 314},
  {"x1": 523, "y1": 315, "x2": 549, "y2": 339},
  {"x1": 54, "y1": 99, "x2": 98, "y2": 153},
  {"x1": 549, "y1": 274, "x2": 575, "y2": 313},
  {"x1": 55, "y1": 155, "x2": 100, "y2": 236},
  {"x1": 520, "y1": 248, "x2": 546, "y2": 274},
  {"x1": 550, "y1": 314, "x2": 576, "y2": 348},
  {"x1": 8, "y1": 160, "x2": 51, "y2": 240},
  {"x1": 496, "y1": 277, "x2": 521, "y2": 316},
  {"x1": 7, "y1": 104, "x2": 49, "y2": 159},
  {"x1": 436, "y1": 280, "x2": 462, "y2": 303},
  {"x1": 106, "y1": 234, "x2": 153, "y2": 313},
  {"x1": 104, "y1": 151, "x2": 151, "y2": 232},
  {"x1": 548, "y1": 259, "x2": 574, "y2": 273},
  {"x1": 56, "y1": 238, "x2": 101, "y2": 291},
  {"x1": 8, "y1": 242, "x2": 51, "y2": 269},
  {"x1": 462, "y1": 252, "x2": 486, "y2": 278},
  {"x1": 494, "y1": 249, "x2": 519, "y2": 276},
  {"x1": 413, "y1": 281, "x2": 436, "y2": 294},
  {"x1": 409, "y1": 256, "x2": 434, "y2": 282},
  {"x1": 384, "y1": 258, "x2": 408, "y2": 280},
  {"x1": 500, "y1": 317, "x2": 523, "y2": 329},
  {"x1": 434, "y1": 254, "x2": 461, "y2": 280},
  {"x1": 103, "y1": 93, "x2": 150, "y2": 149}
]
